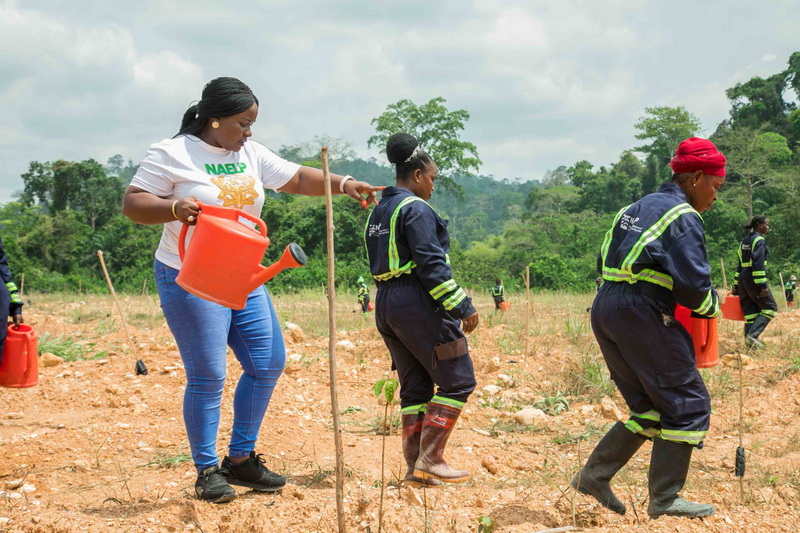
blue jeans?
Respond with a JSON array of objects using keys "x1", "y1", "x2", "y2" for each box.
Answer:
[{"x1": 154, "y1": 260, "x2": 286, "y2": 472}]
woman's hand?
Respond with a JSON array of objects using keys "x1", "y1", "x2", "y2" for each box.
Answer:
[
  {"x1": 10, "y1": 313, "x2": 23, "y2": 328},
  {"x1": 461, "y1": 312, "x2": 480, "y2": 334},
  {"x1": 175, "y1": 196, "x2": 201, "y2": 225},
  {"x1": 342, "y1": 180, "x2": 385, "y2": 208},
  {"x1": 758, "y1": 287, "x2": 770, "y2": 299}
]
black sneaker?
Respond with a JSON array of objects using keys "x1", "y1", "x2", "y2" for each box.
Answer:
[
  {"x1": 222, "y1": 452, "x2": 286, "y2": 492},
  {"x1": 195, "y1": 466, "x2": 236, "y2": 503}
]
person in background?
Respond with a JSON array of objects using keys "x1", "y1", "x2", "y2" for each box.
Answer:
[
  {"x1": 491, "y1": 278, "x2": 505, "y2": 310},
  {"x1": 357, "y1": 276, "x2": 371, "y2": 312},
  {"x1": 365, "y1": 133, "x2": 479, "y2": 487},
  {"x1": 732, "y1": 215, "x2": 777, "y2": 348},
  {"x1": 0, "y1": 235, "x2": 23, "y2": 361},
  {"x1": 595, "y1": 276, "x2": 603, "y2": 292},
  {"x1": 122, "y1": 77, "x2": 381, "y2": 503},
  {"x1": 573, "y1": 137, "x2": 725, "y2": 519},
  {"x1": 784, "y1": 275, "x2": 796, "y2": 308}
]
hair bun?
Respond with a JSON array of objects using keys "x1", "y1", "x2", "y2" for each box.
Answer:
[{"x1": 386, "y1": 133, "x2": 418, "y2": 165}]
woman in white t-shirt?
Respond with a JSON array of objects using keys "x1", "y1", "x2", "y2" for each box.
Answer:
[{"x1": 122, "y1": 77, "x2": 381, "y2": 503}]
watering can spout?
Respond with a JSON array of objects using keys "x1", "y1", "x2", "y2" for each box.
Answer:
[{"x1": 252, "y1": 243, "x2": 307, "y2": 288}]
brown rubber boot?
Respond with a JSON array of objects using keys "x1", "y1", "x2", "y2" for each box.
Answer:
[
  {"x1": 401, "y1": 409, "x2": 442, "y2": 487},
  {"x1": 412, "y1": 401, "x2": 469, "y2": 483}
]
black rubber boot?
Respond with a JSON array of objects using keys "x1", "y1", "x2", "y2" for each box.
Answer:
[
  {"x1": 745, "y1": 315, "x2": 771, "y2": 349},
  {"x1": 647, "y1": 438, "x2": 715, "y2": 518},
  {"x1": 571, "y1": 421, "x2": 647, "y2": 515}
]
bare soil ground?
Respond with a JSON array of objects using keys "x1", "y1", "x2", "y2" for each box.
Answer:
[{"x1": 2, "y1": 291, "x2": 800, "y2": 532}]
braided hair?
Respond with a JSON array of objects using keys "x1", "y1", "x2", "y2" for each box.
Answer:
[
  {"x1": 176, "y1": 77, "x2": 259, "y2": 138},
  {"x1": 386, "y1": 133, "x2": 433, "y2": 178}
]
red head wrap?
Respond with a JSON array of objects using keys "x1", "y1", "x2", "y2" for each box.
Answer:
[{"x1": 669, "y1": 137, "x2": 726, "y2": 177}]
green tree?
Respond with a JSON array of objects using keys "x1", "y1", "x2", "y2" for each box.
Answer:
[
  {"x1": 277, "y1": 135, "x2": 356, "y2": 168},
  {"x1": 368, "y1": 97, "x2": 481, "y2": 195},
  {"x1": 713, "y1": 127, "x2": 792, "y2": 219},
  {"x1": 726, "y1": 73, "x2": 792, "y2": 134},
  {"x1": 21, "y1": 159, "x2": 123, "y2": 230},
  {"x1": 634, "y1": 106, "x2": 702, "y2": 178},
  {"x1": 642, "y1": 154, "x2": 660, "y2": 195}
]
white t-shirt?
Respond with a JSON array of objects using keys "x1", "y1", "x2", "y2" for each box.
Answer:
[{"x1": 130, "y1": 135, "x2": 300, "y2": 269}]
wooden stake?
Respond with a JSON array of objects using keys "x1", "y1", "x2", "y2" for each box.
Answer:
[
  {"x1": 524, "y1": 265, "x2": 531, "y2": 357},
  {"x1": 720, "y1": 258, "x2": 728, "y2": 291},
  {"x1": 19, "y1": 272, "x2": 24, "y2": 297},
  {"x1": 737, "y1": 352, "x2": 745, "y2": 505},
  {"x1": 779, "y1": 272, "x2": 788, "y2": 309},
  {"x1": 322, "y1": 147, "x2": 347, "y2": 533},
  {"x1": 97, "y1": 251, "x2": 147, "y2": 374}
]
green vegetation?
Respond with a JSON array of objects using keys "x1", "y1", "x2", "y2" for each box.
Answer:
[{"x1": 38, "y1": 333, "x2": 109, "y2": 361}]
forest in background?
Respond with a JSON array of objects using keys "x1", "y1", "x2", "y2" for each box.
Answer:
[{"x1": 2, "y1": 52, "x2": 800, "y2": 295}]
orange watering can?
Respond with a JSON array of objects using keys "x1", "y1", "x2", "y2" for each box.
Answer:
[
  {"x1": 674, "y1": 305, "x2": 719, "y2": 368},
  {"x1": 0, "y1": 324, "x2": 38, "y2": 388},
  {"x1": 720, "y1": 293, "x2": 745, "y2": 321},
  {"x1": 176, "y1": 203, "x2": 307, "y2": 309}
]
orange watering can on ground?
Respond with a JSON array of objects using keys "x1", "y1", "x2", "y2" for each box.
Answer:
[
  {"x1": 176, "y1": 203, "x2": 307, "y2": 309},
  {"x1": 0, "y1": 324, "x2": 38, "y2": 388},
  {"x1": 674, "y1": 305, "x2": 718, "y2": 368},
  {"x1": 720, "y1": 293, "x2": 745, "y2": 321}
]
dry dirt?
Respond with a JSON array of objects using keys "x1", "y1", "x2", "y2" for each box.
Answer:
[{"x1": 2, "y1": 293, "x2": 800, "y2": 532}]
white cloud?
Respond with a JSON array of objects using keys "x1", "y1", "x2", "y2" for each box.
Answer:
[{"x1": 1, "y1": 0, "x2": 799, "y2": 205}]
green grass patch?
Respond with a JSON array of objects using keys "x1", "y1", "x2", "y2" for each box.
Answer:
[{"x1": 38, "y1": 333, "x2": 109, "y2": 361}]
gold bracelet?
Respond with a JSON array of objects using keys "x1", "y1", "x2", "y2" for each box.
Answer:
[{"x1": 171, "y1": 201, "x2": 179, "y2": 220}]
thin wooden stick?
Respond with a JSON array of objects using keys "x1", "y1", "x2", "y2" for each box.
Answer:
[
  {"x1": 322, "y1": 147, "x2": 347, "y2": 533},
  {"x1": 97, "y1": 251, "x2": 147, "y2": 374},
  {"x1": 524, "y1": 265, "x2": 531, "y2": 357},
  {"x1": 779, "y1": 272, "x2": 788, "y2": 309},
  {"x1": 738, "y1": 353, "x2": 745, "y2": 505},
  {"x1": 720, "y1": 258, "x2": 728, "y2": 291},
  {"x1": 19, "y1": 272, "x2": 24, "y2": 297}
]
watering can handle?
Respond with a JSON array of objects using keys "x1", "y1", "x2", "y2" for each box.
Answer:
[
  {"x1": 27, "y1": 329, "x2": 37, "y2": 373},
  {"x1": 177, "y1": 202, "x2": 269, "y2": 262}
]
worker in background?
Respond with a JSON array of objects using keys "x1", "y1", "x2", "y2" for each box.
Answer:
[
  {"x1": 491, "y1": 278, "x2": 505, "y2": 310},
  {"x1": 0, "y1": 235, "x2": 24, "y2": 362},
  {"x1": 573, "y1": 137, "x2": 725, "y2": 520},
  {"x1": 784, "y1": 275, "x2": 796, "y2": 308},
  {"x1": 732, "y1": 215, "x2": 777, "y2": 348},
  {"x1": 357, "y1": 276, "x2": 371, "y2": 313}
]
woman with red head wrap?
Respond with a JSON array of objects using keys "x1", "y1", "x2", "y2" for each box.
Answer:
[{"x1": 573, "y1": 138, "x2": 725, "y2": 520}]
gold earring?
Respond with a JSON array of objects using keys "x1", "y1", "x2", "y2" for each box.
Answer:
[{"x1": 212, "y1": 121, "x2": 220, "y2": 129}]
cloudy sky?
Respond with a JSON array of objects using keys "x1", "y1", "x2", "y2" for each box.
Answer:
[{"x1": 1, "y1": 0, "x2": 798, "y2": 202}]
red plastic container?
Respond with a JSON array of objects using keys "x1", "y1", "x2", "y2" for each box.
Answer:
[
  {"x1": 674, "y1": 305, "x2": 719, "y2": 368},
  {"x1": 498, "y1": 301, "x2": 511, "y2": 311},
  {"x1": 720, "y1": 294, "x2": 745, "y2": 321},
  {"x1": 176, "y1": 203, "x2": 306, "y2": 309},
  {"x1": 0, "y1": 324, "x2": 38, "y2": 388}
]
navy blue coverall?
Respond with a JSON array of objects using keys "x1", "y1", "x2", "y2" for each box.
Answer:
[
  {"x1": 594, "y1": 182, "x2": 719, "y2": 447},
  {"x1": 365, "y1": 186, "x2": 476, "y2": 417},
  {"x1": 734, "y1": 232, "x2": 778, "y2": 325},
  {"x1": 0, "y1": 235, "x2": 23, "y2": 361}
]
